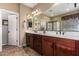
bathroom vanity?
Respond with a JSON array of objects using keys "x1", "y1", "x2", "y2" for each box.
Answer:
[{"x1": 26, "y1": 31, "x2": 79, "y2": 56}]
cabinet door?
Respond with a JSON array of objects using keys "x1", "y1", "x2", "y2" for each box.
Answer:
[
  {"x1": 56, "y1": 38, "x2": 76, "y2": 56},
  {"x1": 56, "y1": 44, "x2": 75, "y2": 56},
  {"x1": 42, "y1": 36, "x2": 54, "y2": 56},
  {"x1": 26, "y1": 33, "x2": 30, "y2": 46},
  {"x1": 75, "y1": 40, "x2": 79, "y2": 55},
  {"x1": 29, "y1": 34, "x2": 33, "y2": 48},
  {"x1": 33, "y1": 34, "x2": 42, "y2": 54}
]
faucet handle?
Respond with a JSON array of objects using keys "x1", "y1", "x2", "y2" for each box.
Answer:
[
  {"x1": 62, "y1": 32, "x2": 65, "y2": 35},
  {"x1": 61, "y1": 31, "x2": 65, "y2": 35},
  {"x1": 56, "y1": 31, "x2": 58, "y2": 34}
]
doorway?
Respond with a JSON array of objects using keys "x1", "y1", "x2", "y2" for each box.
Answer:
[{"x1": 0, "y1": 9, "x2": 19, "y2": 51}]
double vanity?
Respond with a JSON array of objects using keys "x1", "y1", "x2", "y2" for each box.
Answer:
[
  {"x1": 26, "y1": 10, "x2": 79, "y2": 56},
  {"x1": 26, "y1": 31, "x2": 79, "y2": 56}
]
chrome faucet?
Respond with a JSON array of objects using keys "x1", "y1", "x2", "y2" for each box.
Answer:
[
  {"x1": 56, "y1": 30, "x2": 65, "y2": 35},
  {"x1": 56, "y1": 30, "x2": 61, "y2": 35}
]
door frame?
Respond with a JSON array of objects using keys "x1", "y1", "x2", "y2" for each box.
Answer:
[{"x1": 0, "y1": 9, "x2": 20, "y2": 49}]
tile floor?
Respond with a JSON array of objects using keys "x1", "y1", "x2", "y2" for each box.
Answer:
[{"x1": 0, "y1": 45, "x2": 40, "y2": 56}]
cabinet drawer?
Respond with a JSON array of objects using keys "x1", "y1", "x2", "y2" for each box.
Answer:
[
  {"x1": 56, "y1": 38, "x2": 75, "y2": 48},
  {"x1": 56, "y1": 44, "x2": 75, "y2": 56}
]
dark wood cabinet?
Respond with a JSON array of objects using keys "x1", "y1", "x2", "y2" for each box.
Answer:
[
  {"x1": 26, "y1": 33, "x2": 79, "y2": 56},
  {"x1": 56, "y1": 38, "x2": 76, "y2": 56},
  {"x1": 75, "y1": 40, "x2": 79, "y2": 56},
  {"x1": 42, "y1": 36, "x2": 54, "y2": 56},
  {"x1": 29, "y1": 34, "x2": 33, "y2": 48},
  {"x1": 33, "y1": 34, "x2": 42, "y2": 54},
  {"x1": 26, "y1": 33, "x2": 30, "y2": 46},
  {"x1": 26, "y1": 33, "x2": 33, "y2": 48},
  {"x1": 42, "y1": 36, "x2": 76, "y2": 56}
]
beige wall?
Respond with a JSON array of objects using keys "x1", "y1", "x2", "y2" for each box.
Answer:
[
  {"x1": 0, "y1": 3, "x2": 19, "y2": 12},
  {"x1": 19, "y1": 4, "x2": 32, "y2": 46}
]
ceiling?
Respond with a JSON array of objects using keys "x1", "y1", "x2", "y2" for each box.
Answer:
[
  {"x1": 22, "y1": 3, "x2": 79, "y2": 17},
  {"x1": 43, "y1": 3, "x2": 79, "y2": 17},
  {"x1": 23, "y1": 3, "x2": 38, "y2": 8}
]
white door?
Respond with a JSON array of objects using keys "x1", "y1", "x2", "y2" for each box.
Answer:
[{"x1": 8, "y1": 15, "x2": 17, "y2": 46}]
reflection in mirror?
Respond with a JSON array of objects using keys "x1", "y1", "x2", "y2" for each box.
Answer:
[
  {"x1": 32, "y1": 14, "x2": 50, "y2": 31},
  {"x1": 27, "y1": 18, "x2": 33, "y2": 30},
  {"x1": 61, "y1": 13, "x2": 79, "y2": 32},
  {"x1": 46, "y1": 21, "x2": 60, "y2": 31},
  {"x1": 46, "y1": 22, "x2": 53, "y2": 31},
  {"x1": 33, "y1": 16, "x2": 41, "y2": 32}
]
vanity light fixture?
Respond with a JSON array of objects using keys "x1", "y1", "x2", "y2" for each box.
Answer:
[
  {"x1": 32, "y1": 9, "x2": 42, "y2": 16},
  {"x1": 27, "y1": 14, "x2": 32, "y2": 19},
  {"x1": 34, "y1": 11, "x2": 42, "y2": 16},
  {"x1": 32, "y1": 11, "x2": 36, "y2": 14},
  {"x1": 32, "y1": 9, "x2": 39, "y2": 14}
]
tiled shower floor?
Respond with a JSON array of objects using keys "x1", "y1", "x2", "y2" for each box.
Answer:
[{"x1": 0, "y1": 45, "x2": 40, "y2": 56}]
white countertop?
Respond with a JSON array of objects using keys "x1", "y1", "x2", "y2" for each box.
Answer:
[{"x1": 26, "y1": 30, "x2": 79, "y2": 40}]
